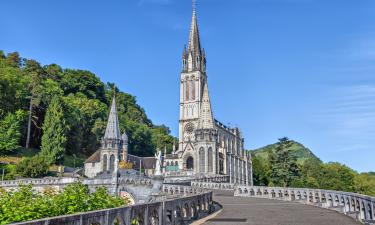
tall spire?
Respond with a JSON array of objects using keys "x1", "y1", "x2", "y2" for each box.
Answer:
[
  {"x1": 198, "y1": 81, "x2": 214, "y2": 129},
  {"x1": 188, "y1": 0, "x2": 201, "y2": 55},
  {"x1": 183, "y1": 0, "x2": 206, "y2": 72},
  {"x1": 104, "y1": 92, "x2": 121, "y2": 140}
]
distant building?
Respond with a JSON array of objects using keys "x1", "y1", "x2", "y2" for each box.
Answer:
[
  {"x1": 163, "y1": 4, "x2": 253, "y2": 185},
  {"x1": 84, "y1": 95, "x2": 128, "y2": 178}
]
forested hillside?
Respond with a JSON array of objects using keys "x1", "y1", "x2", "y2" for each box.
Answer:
[
  {"x1": 251, "y1": 138, "x2": 375, "y2": 197},
  {"x1": 252, "y1": 140, "x2": 320, "y2": 165},
  {"x1": 0, "y1": 50, "x2": 176, "y2": 169}
]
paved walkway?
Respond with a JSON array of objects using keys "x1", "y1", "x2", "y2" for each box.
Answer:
[{"x1": 203, "y1": 190, "x2": 360, "y2": 225}]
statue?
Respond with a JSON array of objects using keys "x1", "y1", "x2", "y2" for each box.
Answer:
[{"x1": 154, "y1": 150, "x2": 162, "y2": 176}]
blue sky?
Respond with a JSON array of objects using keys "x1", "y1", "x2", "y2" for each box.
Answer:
[{"x1": 1, "y1": 0, "x2": 374, "y2": 172}]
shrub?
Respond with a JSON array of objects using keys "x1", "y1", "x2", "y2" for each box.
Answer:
[{"x1": 16, "y1": 155, "x2": 49, "y2": 178}]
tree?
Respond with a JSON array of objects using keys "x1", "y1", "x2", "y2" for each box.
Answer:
[
  {"x1": 0, "y1": 110, "x2": 25, "y2": 154},
  {"x1": 270, "y1": 137, "x2": 299, "y2": 187},
  {"x1": 16, "y1": 155, "x2": 49, "y2": 178},
  {"x1": 40, "y1": 96, "x2": 67, "y2": 164},
  {"x1": 252, "y1": 154, "x2": 270, "y2": 186},
  {"x1": 318, "y1": 162, "x2": 356, "y2": 192},
  {"x1": 355, "y1": 173, "x2": 375, "y2": 197}
]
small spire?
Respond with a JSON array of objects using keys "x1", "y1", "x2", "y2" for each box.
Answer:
[
  {"x1": 198, "y1": 81, "x2": 214, "y2": 129},
  {"x1": 104, "y1": 89, "x2": 121, "y2": 140}
]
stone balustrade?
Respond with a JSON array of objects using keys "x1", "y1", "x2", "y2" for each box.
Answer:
[
  {"x1": 12, "y1": 189, "x2": 214, "y2": 225},
  {"x1": 191, "y1": 181, "x2": 235, "y2": 190},
  {"x1": 235, "y1": 185, "x2": 375, "y2": 225},
  {"x1": 0, "y1": 177, "x2": 79, "y2": 187}
]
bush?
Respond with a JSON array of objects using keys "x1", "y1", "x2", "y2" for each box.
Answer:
[
  {"x1": 16, "y1": 155, "x2": 49, "y2": 178},
  {"x1": 0, "y1": 183, "x2": 126, "y2": 224}
]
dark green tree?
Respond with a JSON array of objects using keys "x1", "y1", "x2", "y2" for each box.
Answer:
[
  {"x1": 270, "y1": 137, "x2": 299, "y2": 187},
  {"x1": 40, "y1": 96, "x2": 67, "y2": 164}
]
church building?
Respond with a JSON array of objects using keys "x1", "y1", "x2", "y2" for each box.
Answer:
[{"x1": 164, "y1": 4, "x2": 253, "y2": 185}]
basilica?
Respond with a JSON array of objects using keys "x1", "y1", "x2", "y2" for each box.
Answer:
[
  {"x1": 84, "y1": 4, "x2": 253, "y2": 186},
  {"x1": 163, "y1": 5, "x2": 253, "y2": 185}
]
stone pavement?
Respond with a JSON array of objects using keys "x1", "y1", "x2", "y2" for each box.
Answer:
[{"x1": 203, "y1": 190, "x2": 360, "y2": 225}]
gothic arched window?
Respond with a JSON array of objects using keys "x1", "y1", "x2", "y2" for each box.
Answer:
[
  {"x1": 109, "y1": 154, "x2": 115, "y2": 172},
  {"x1": 185, "y1": 81, "x2": 190, "y2": 101},
  {"x1": 190, "y1": 80, "x2": 195, "y2": 101},
  {"x1": 199, "y1": 147, "x2": 205, "y2": 173},
  {"x1": 102, "y1": 154, "x2": 108, "y2": 172}
]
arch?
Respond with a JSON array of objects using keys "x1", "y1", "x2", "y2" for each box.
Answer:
[
  {"x1": 207, "y1": 147, "x2": 213, "y2": 173},
  {"x1": 102, "y1": 154, "x2": 108, "y2": 172},
  {"x1": 360, "y1": 201, "x2": 366, "y2": 220},
  {"x1": 184, "y1": 203, "x2": 189, "y2": 218},
  {"x1": 190, "y1": 80, "x2": 195, "y2": 100},
  {"x1": 186, "y1": 156, "x2": 194, "y2": 170},
  {"x1": 328, "y1": 194, "x2": 333, "y2": 207},
  {"x1": 315, "y1": 192, "x2": 320, "y2": 203},
  {"x1": 109, "y1": 154, "x2": 115, "y2": 172},
  {"x1": 291, "y1": 191, "x2": 296, "y2": 201},
  {"x1": 199, "y1": 148, "x2": 205, "y2": 173},
  {"x1": 191, "y1": 203, "x2": 196, "y2": 219},
  {"x1": 175, "y1": 206, "x2": 181, "y2": 218},
  {"x1": 309, "y1": 192, "x2": 313, "y2": 203},
  {"x1": 368, "y1": 203, "x2": 373, "y2": 220},
  {"x1": 149, "y1": 209, "x2": 159, "y2": 225}
]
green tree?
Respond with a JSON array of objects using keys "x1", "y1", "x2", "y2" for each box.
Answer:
[
  {"x1": 252, "y1": 154, "x2": 270, "y2": 186},
  {"x1": 0, "y1": 110, "x2": 25, "y2": 154},
  {"x1": 40, "y1": 96, "x2": 67, "y2": 164},
  {"x1": 355, "y1": 173, "x2": 375, "y2": 196},
  {"x1": 16, "y1": 155, "x2": 49, "y2": 178},
  {"x1": 318, "y1": 162, "x2": 356, "y2": 192},
  {"x1": 270, "y1": 137, "x2": 299, "y2": 187}
]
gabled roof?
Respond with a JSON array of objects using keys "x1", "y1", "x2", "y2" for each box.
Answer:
[{"x1": 85, "y1": 150, "x2": 101, "y2": 163}]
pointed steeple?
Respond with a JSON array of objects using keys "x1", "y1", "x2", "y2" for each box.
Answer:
[
  {"x1": 188, "y1": 1, "x2": 201, "y2": 56},
  {"x1": 183, "y1": 0, "x2": 206, "y2": 72},
  {"x1": 104, "y1": 94, "x2": 121, "y2": 140},
  {"x1": 198, "y1": 81, "x2": 214, "y2": 129}
]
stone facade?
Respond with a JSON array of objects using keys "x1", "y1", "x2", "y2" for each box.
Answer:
[{"x1": 164, "y1": 4, "x2": 253, "y2": 185}]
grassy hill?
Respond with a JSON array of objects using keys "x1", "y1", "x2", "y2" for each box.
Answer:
[{"x1": 251, "y1": 141, "x2": 321, "y2": 165}]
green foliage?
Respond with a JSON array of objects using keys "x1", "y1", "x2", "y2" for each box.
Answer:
[
  {"x1": 16, "y1": 155, "x2": 49, "y2": 178},
  {"x1": 0, "y1": 110, "x2": 25, "y2": 154},
  {"x1": 40, "y1": 96, "x2": 67, "y2": 164},
  {"x1": 269, "y1": 137, "x2": 300, "y2": 187},
  {"x1": 0, "y1": 183, "x2": 125, "y2": 224},
  {"x1": 355, "y1": 173, "x2": 375, "y2": 197},
  {"x1": 252, "y1": 138, "x2": 375, "y2": 197},
  {"x1": 0, "y1": 50, "x2": 176, "y2": 161}
]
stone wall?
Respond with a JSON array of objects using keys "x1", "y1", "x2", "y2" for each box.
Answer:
[
  {"x1": 235, "y1": 185, "x2": 375, "y2": 225},
  {"x1": 12, "y1": 190, "x2": 214, "y2": 225}
]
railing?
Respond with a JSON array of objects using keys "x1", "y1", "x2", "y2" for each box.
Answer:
[
  {"x1": 191, "y1": 181, "x2": 235, "y2": 190},
  {"x1": 0, "y1": 177, "x2": 79, "y2": 187},
  {"x1": 12, "y1": 190, "x2": 214, "y2": 225},
  {"x1": 235, "y1": 185, "x2": 375, "y2": 225}
]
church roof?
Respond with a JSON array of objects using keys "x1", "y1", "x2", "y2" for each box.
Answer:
[
  {"x1": 85, "y1": 150, "x2": 101, "y2": 163},
  {"x1": 198, "y1": 81, "x2": 215, "y2": 129},
  {"x1": 104, "y1": 95, "x2": 121, "y2": 140}
]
